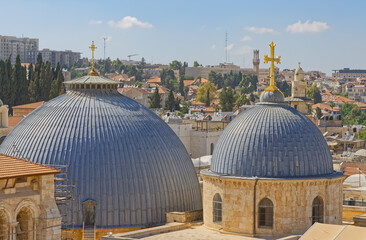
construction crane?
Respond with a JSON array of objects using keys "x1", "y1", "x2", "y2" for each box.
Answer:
[{"x1": 127, "y1": 54, "x2": 139, "y2": 61}]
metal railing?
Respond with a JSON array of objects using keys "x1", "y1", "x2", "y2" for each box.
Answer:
[{"x1": 343, "y1": 199, "x2": 366, "y2": 207}]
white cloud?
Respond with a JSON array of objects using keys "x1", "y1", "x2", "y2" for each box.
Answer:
[
  {"x1": 89, "y1": 20, "x2": 102, "y2": 25},
  {"x1": 108, "y1": 16, "x2": 153, "y2": 29},
  {"x1": 286, "y1": 20, "x2": 329, "y2": 34},
  {"x1": 232, "y1": 45, "x2": 253, "y2": 55},
  {"x1": 226, "y1": 44, "x2": 234, "y2": 51},
  {"x1": 245, "y1": 26, "x2": 276, "y2": 34},
  {"x1": 211, "y1": 44, "x2": 216, "y2": 49},
  {"x1": 241, "y1": 36, "x2": 252, "y2": 42}
]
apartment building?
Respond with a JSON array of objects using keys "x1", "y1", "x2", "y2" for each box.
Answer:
[
  {"x1": 332, "y1": 68, "x2": 366, "y2": 80},
  {"x1": 28, "y1": 48, "x2": 81, "y2": 67},
  {"x1": 0, "y1": 35, "x2": 39, "y2": 63}
]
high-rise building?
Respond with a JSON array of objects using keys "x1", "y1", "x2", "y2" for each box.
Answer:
[
  {"x1": 0, "y1": 35, "x2": 39, "y2": 63},
  {"x1": 29, "y1": 49, "x2": 81, "y2": 68}
]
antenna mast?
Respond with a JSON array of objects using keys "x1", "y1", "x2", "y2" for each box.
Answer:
[
  {"x1": 103, "y1": 37, "x2": 107, "y2": 60},
  {"x1": 225, "y1": 31, "x2": 228, "y2": 63}
]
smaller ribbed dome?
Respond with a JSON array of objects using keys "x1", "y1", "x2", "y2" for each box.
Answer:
[
  {"x1": 210, "y1": 103, "x2": 334, "y2": 178},
  {"x1": 260, "y1": 89, "x2": 284, "y2": 103}
]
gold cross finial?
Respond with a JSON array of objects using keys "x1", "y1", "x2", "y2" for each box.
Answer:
[
  {"x1": 262, "y1": 41, "x2": 283, "y2": 94},
  {"x1": 88, "y1": 41, "x2": 99, "y2": 76}
]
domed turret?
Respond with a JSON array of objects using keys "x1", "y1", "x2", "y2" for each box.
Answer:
[{"x1": 294, "y1": 63, "x2": 305, "y2": 81}]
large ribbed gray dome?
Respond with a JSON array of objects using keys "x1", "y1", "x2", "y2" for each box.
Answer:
[
  {"x1": 0, "y1": 75, "x2": 202, "y2": 228},
  {"x1": 211, "y1": 102, "x2": 334, "y2": 178}
]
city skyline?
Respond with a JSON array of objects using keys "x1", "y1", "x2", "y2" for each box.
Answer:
[{"x1": 1, "y1": 0, "x2": 366, "y2": 75}]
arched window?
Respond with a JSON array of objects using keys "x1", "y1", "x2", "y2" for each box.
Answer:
[
  {"x1": 210, "y1": 143, "x2": 214, "y2": 155},
  {"x1": 213, "y1": 193, "x2": 222, "y2": 223},
  {"x1": 258, "y1": 198, "x2": 273, "y2": 228},
  {"x1": 312, "y1": 196, "x2": 324, "y2": 224}
]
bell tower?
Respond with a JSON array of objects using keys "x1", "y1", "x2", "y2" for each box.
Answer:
[{"x1": 292, "y1": 63, "x2": 306, "y2": 98}]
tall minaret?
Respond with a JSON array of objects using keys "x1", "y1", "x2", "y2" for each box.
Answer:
[{"x1": 253, "y1": 50, "x2": 260, "y2": 79}]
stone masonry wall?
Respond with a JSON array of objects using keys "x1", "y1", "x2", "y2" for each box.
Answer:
[{"x1": 202, "y1": 174, "x2": 344, "y2": 237}]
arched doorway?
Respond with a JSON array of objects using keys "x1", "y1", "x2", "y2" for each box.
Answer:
[
  {"x1": 312, "y1": 196, "x2": 324, "y2": 224},
  {"x1": 16, "y1": 207, "x2": 34, "y2": 240},
  {"x1": 82, "y1": 200, "x2": 97, "y2": 228},
  {"x1": 0, "y1": 209, "x2": 9, "y2": 240}
]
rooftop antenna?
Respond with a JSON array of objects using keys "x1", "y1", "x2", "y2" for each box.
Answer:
[
  {"x1": 103, "y1": 37, "x2": 107, "y2": 60},
  {"x1": 225, "y1": 31, "x2": 228, "y2": 63}
]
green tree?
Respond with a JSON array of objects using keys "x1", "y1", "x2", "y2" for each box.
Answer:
[
  {"x1": 49, "y1": 79, "x2": 59, "y2": 99},
  {"x1": 179, "y1": 76, "x2": 184, "y2": 96},
  {"x1": 239, "y1": 74, "x2": 258, "y2": 94},
  {"x1": 358, "y1": 128, "x2": 366, "y2": 141},
  {"x1": 169, "y1": 60, "x2": 182, "y2": 71},
  {"x1": 165, "y1": 90, "x2": 176, "y2": 111},
  {"x1": 276, "y1": 80, "x2": 291, "y2": 97},
  {"x1": 181, "y1": 101, "x2": 191, "y2": 114},
  {"x1": 28, "y1": 79, "x2": 37, "y2": 102},
  {"x1": 197, "y1": 81, "x2": 217, "y2": 105},
  {"x1": 205, "y1": 88, "x2": 210, "y2": 107},
  {"x1": 219, "y1": 87, "x2": 235, "y2": 112},
  {"x1": 175, "y1": 97, "x2": 181, "y2": 111},
  {"x1": 249, "y1": 92, "x2": 258, "y2": 102},
  {"x1": 329, "y1": 101, "x2": 335, "y2": 113},
  {"x1": 134, "y1": 81, "x2": 143, "y2": 88},
  {"x1": 316, "y1": 107, "x2": 323, "y2": 119},
  {"x1": 149, "y1": 87, "x2": 161, "y2": 108},
  {"x1": 307, "y1": 84, "x2": 321, "y2": 104},
  {"x1": 235, "y1": 94, "x2": 250, "y2": 108},
  {"x1": 193, "y1": 61, "x2": 199, "y2": 67}
]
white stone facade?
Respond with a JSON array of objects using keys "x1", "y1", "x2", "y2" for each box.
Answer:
[{"x1": 168, "y1": 123, "x2": 223, "y2": 158}]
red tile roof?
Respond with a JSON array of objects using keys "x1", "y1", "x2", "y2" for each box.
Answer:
[
  {"x1": 147, "y1": 76, "x2": 161, "y2": 83},
  {"x1": 12, "y1": 101, "x2": 46, "y2": 109},
  {"x1": 8, "y1": 116, "x2": 24, "y2": 128},
  {"x1": 0, "y1": 153, "x2": 60, "y2": 179},
  {"x1": 191, "y1": 101, "x2": 205, "y2": 106},
  {"x1": 184, "y1": 80, "x2": 194, "y2": 86}
]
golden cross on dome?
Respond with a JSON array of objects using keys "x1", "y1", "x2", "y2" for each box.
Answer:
[
  {"x1": 264, "y1": 41, "x2": 281, "y2": 88},
  {"x1": 88, "y1": 41, "x2": 99, "y2": 76}
]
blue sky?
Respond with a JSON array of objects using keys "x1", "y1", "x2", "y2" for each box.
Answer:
[{"x1": 1, "y1": 0, "x2": 366, "y2": 75}]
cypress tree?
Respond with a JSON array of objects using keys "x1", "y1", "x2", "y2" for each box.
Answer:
[
  {"x1": 28, "y1": 79, "x2": 37, "y2": 103},
  {"x1": 39, "y1": 64, "x2": 46, "y2": 101},
  {"x1": 56, "y1": 68, "x2": 64, "y2": 94},
  {"x1": 35, "y1": 53, "x2": 43, "y2": 76},
  {"x1": 13, "y1": 55, "x2": 28, "y2": 105},
  {"x1": 49, "y1": 79, "x2": 59, "y2": 99},
  {"x1": 0, "y1": 60, "x2": 5, "y2": 100},
  {"x1": 149, "y1": 87, "x2": 161, "y2": 108},
  {"x1": 179, "y1": 76, "x2": 184, "y2": 96},
  {"x1": 54, "y1": 62, "x2": 61, "y2": 80},
  {"x1": 205, "y1": 88, "x2": 210, "y2": 107},
  {"x1": 165, "y1": 90, "x2": 175, "y2": 111},
  {"x1": 4, "y1": 57, "x2": 12, "y2": 107}
]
